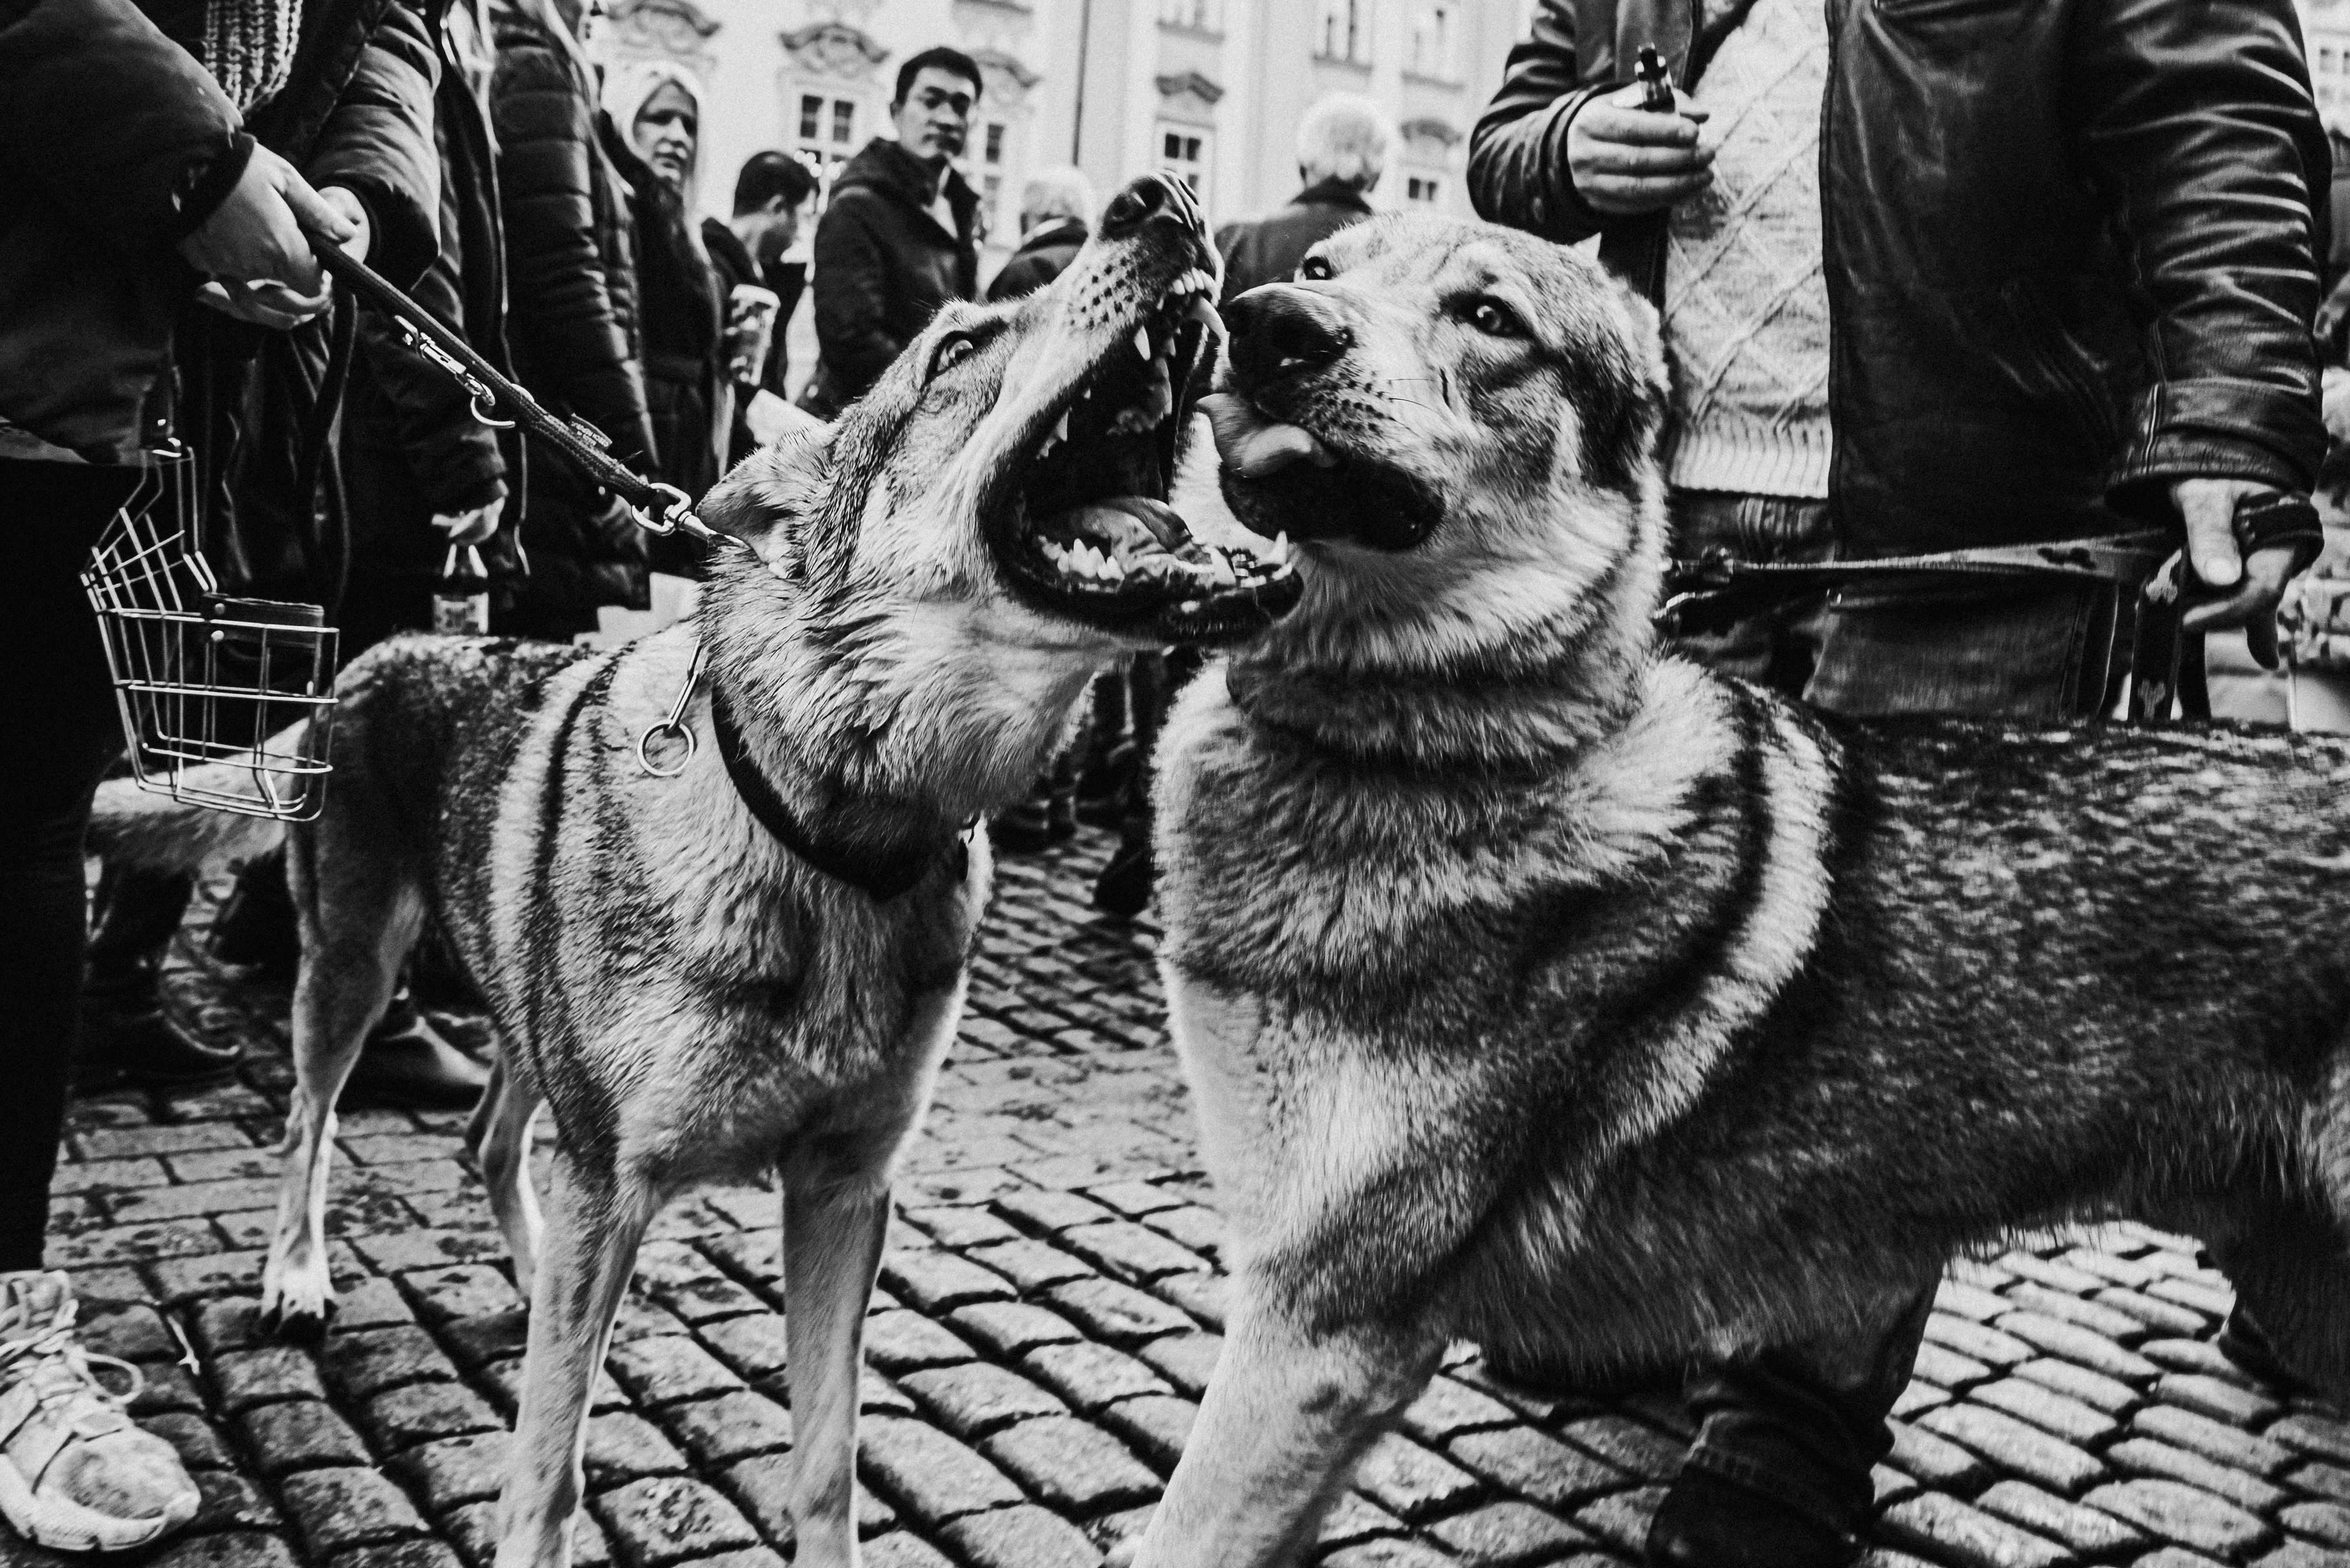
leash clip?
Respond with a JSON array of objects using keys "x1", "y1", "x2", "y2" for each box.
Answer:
[{"x1": 636, "y1": 641, "x2": 707, "y2": 778}]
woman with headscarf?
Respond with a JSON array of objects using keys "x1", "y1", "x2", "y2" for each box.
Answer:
[{"x1": 603, "y1": 58, "x2": 725, "y2": 520}]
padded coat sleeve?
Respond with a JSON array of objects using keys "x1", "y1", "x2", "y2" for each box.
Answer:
[
  {"x1": 2075, "y1": 0, "x2": 2329, "y2": 496},
  {"x1": 357, "y1": 244, "x2": 508, "y2": 516},
  {"x1": 491, "y1": 36, "x2": 655, "y2": 465},
  {"x1": 0, "y1": 0, "x2": 239, "y2": 253},
  {"x1": 1467, "y1": 0, "x2": 1616, "y2": 246},
  {"x1": 812, "y1": 191, "x2": 908, "y2": 396},
  {"x1": 304, "y1": 1, "x2": 440, "y2": 290}
]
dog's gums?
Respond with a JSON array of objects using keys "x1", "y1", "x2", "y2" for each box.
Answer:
[{"x1": 988, "y1": 271, "x2": 1304, "y2": 642}]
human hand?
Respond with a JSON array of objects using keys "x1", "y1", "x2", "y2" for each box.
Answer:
[
  {"x1": 431, "y1": 500, "x2": 501, "y2": 546},
  {"x1": 2175, "y1": 476, "x2": 2313, "y2": 668},
  {"x1": 178, "y1": 145, "x2": 351, "y2": 329},
  {"x1": 1565, "y1": 82, "x2": 1713, "y2": 217},
  {"x1": 316, "y1": 185, "x2": 371, "y2": 265}
]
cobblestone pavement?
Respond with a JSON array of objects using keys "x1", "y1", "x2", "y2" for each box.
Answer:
[{"x1": 23, "y1": 829, "x2": 2350, "y2": 1568}]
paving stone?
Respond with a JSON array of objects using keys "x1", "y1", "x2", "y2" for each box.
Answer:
[
  {"x1": 189, "y1": 1468, "x2": 283, "y2": 1533},
  {"x1": 1915, "y1": 1343, "x2": 1995, "y2": 1392},
  {"x1": 860, "y1": 1533, "x2": 956, "y2": 1568},
  {"x1": 2132, "y1": 1552, "x2": 2229, "y2": 1568},
  {"x1": 2133, "y1": 1403, "x2": 2297, "y2": 1478},
  {"x1": 1143, "y1": 1271, "x2": 1227, "y2": 1331},
  {"x1": 964, "y1": 1239, "x2": 1098, "y2": 1294},
  {"x1": 900, "y1": 1362, "x2": 1068, "y2": 1437},
  {"x1": 1876, "y1": 1493, "x2": 2069, "y2": 1568},
  {"x1": 1969, "y1": 1376, "x2": 2119, "y2": 1446},
  {"x1": 360, "y1": 1380, "x2": 503, "y2": 1452},
  {"x1": 859, "y1": 1416, "x2": 1027, "y2": 1521},
  {"x1": 1348, "y1": 1432, "x2": 1482, "y2": 1522},
  {"x1": 1321, "y1": 1543, "x2": 1458, "y2": 1568},
  {"x1": 392, "y1": 1431, "x2": 513, "y2": 1515},
  {"x1": 1085, "y1": 1182, "x2": 1189, "y2": 1219},
  {"x1": 238, "y1": 1400, "x2": 370, "y2": 1476},
  {"x1": 880, "y1": 1249, "x2": 1017, "y2": 1314},
  {"x1": 324, "y1": 1326, "x2": 454, "y2": 1400},
  {"x1": 1425, "y1": 1500, "x2": 1589, "y2": 1566},
  {"x1": 1043, "y1": 1278, "x2": 1196, "y2": 1345},
  {"x1": 980, "y1": 1414, "x2": 1161, "y2": 1513},
  {"x1": 938, "y1": 1502, "x2": 1103, "y2": 1568},
  {"x1": 582, "y1": 1412, "x2": 690, "y2": 1488},
  {"x1": 994, "y1": 1189, "x2": 1120, "y2": 1234},
  {"x1": 1994, "y1": 1312, "x2": 2161, "y2": 1384},
  {"x1": 864, "y1": 1306, "x2": 981, "y2": 1371},
  {"x1": 903, "y1": 1205, "x2": 1025, "y2": 1249},
  {"x1": 713, "y1": 1451, "x2": 898, "y2": 1545},
  {"x1": 2084, "y1": 1480, "x2": 2275, "y2": 1560},
  {"x1": 1887, "y1": 1420, "x2": 1994, "y2": 1493},
  {"x1": 1974, "y1": 1480, "x2": 2149, "y2": 1557},
  {"x1": 2139, "y1": 1339, "x2": 2267, "y2": 1392},
  {"x1": 2155, "y1": 1373, "x2": 2284, "y2": 1429},
  {"x1": 2253, "y1": 1542, "x2": 2350, "y2": 1568},
  {"x1": 1140, "y1": 1205, "x2": 1223, "y2": 1258},
  {"x1": 951, "y1": 1301, "x2": 1083, "y2": 1359},
  {"x1": 1055, "y1": 1220, "x2": 1210, "y2": 1284},
  {"x1": 663, "y1": 1390, "x2": 796, "y2": 1466},
  {"x1": 348, "y1": 1229, "x2": 506, "y2": 1274},
  {"x1": 2092, "y1": 1288, "x2": 2211, "y2": 1341},
  {"x1": 2014, "y1": 1356, "x2": 2141, "y2": 1417},
  {"x1": 1096, "y1": 1396, "x2": 1198, "y2": 1473},
  {"x1": 436, "y1": 1310, "x2": 529, "y2": 1371},
  {"x1": 1448, "y1": 1426, "x2": 1629, "y2": 1511},
  {"x1": 150, "y1": 1534, "x2": 300, "y2": 1568},
  {"x1": 1567, "y1": 1485, "x2": 1665, "y2": 1554},
  {"x1": 328, "y1": 1540, "x2": 467, "y2": 1568},
  {"x1": 400, "y1": 1265, "x2": 523, "y2": 1324},
  {"x1": 213, "y1": 1346, "x2": 327, "y2": 1411},
  {"x1": 1925, "y1": 1315, "x2": 2034, "y2": 1371},
  {"x1": 1399, "y1": 1376, "x2": 1518, "y2": 1444},
  {"x1": 1876, "y1": 1464, "x2": 1925, "y2": 1511},
  {"x1": 2274, "y1": 1417, "x2": 2350, "y2": 1469},
  {"x1": 606, "y1": 1334, "x2": 743, "y2": 1407},
  {"x1": 698, "y1": 1313, "x2": 793, "y2": 1381},
  {"x1": 2289, "y1": 1461, "x2": 2350, "y2": 1505},
  {"x1": 2281, "y1": 1501, "x2": 2350, "y2": 1548},
  {"x1": 590, "y1": 1475, "x2": 761, "y2": 1568},
  {"x1": 1021, "y1": 1340, "x2": 1173, "y2": 1412},
  {"x1": 279, "y1": 1468, "x2": 428, "y2": 1553},
  {"x1": 1937, "y1": 1281, "x2": 2016, "y2": 1323},
  {"x1": 1558, "y1": 1415, "x2": 1684, "y2": 1483},
  {"x1": 1919, "y1": 1402, "x2": 2107, "y2": 1496}
]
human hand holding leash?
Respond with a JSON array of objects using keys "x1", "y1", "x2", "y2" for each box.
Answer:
[
  {"x1": 2175, "y1": 477, "x2": 2323, "y2": 668},
  {"x1": 179, "y1": 147, "x2": 359, "y2": 329},
  {"x1": 1566, "y1": 81, "x2": 1712, "y2": 217}
]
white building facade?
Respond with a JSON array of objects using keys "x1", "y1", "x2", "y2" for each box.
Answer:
[{"x1": 588, "y1": 0, "x2": 1530, "y2": 276}]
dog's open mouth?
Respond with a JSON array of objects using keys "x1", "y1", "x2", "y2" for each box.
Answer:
[
  {"x1": 1202, "y1": 391, "x2": 1444, "y2": 553},
  {"x1": 991, "y1": 274, "x2": 1304, "y2": 643}
]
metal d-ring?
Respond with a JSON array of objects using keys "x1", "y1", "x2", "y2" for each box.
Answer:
[
  {"x1": 469, "y1": 389, "x2": 516, "y2": 430},
  {"x1": 636, "y1": 642, "x2": 707, "y2": 778}
]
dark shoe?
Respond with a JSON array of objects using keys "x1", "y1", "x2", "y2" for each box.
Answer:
[
  {"x1": 1046, "y1": 788, "x2": 1078, "y2": 843},
  {"x1": 75, "y1": 1001, "x2": 238, "y2": 1089},
  {"x1": 2216, "y1": 1305, "x2": 2317, "y2": 1397},
  {"x1": 991, "y1": 796, "x2": 1055, "y2": 854},
  {"x1": 1093, "y1": 841, "x2": 1154, "y2": 918},
  {"x1": 340, "y1": 1003, "x2": 488, "y2": 1111},
  {"x1": 1076, "y1": 741, "x2": 1138, "y2": 828},
  {"x1": 210, "y1": 851, "x2": 298, "y2": 983},
  {"x1": 1645, "y1": 1470, "x2": 1856, "y2": 1568}
]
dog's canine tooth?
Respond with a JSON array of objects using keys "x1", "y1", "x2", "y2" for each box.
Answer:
[
  {"x1": 1054, "y1": 410, "x2": 1070, "y2": 444},
  {"x1": 1186, "y1": 295, "x2": 1223, "y2": 334},
  {"x1": 1271, "y1": 531, "x2": 1291, "y2": 565},
  {"x1": 1134, "y1": 325, "x2": 1153, "y2": 359}
]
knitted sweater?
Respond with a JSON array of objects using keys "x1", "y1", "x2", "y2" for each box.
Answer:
[{"x1": 1661, "y1": 0, "x2": 1831, "y2": 499}]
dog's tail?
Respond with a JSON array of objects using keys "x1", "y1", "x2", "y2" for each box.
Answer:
[{"x1": 86, "y1": 724, "x2": 312, "y2": 872}]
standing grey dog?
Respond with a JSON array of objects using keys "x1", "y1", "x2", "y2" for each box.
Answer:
[
  {"x1": 1129, "y1": 210, "x2": 2350, "y2": 1567},
  {"x1": 90, "y1": 174, "x2": 1296, "y2": 1568}
]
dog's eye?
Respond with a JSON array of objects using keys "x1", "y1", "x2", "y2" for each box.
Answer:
[
  {"x1": 930, "y1": 333, "x2": 979, "y2": 378},
  {"x1": 1464, "y1": 298, "x2": 1525, "y2": 339},
  {"x1": 1299, "y1": 255, "x2": 1334, "y2": 281}
]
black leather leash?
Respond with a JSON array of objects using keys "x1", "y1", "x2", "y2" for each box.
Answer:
[{"x1": 708, "y1": 685, "x2": 969, "y2": 902}]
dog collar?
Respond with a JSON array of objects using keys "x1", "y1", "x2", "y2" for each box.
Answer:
[{"x1": 708, "y1": 686, "x2": 967, "y2": 901}]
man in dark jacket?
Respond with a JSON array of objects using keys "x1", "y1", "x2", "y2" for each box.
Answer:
[
  {"x1": 801, "y1": 45, "x2": 982, "y2": 417},
  {"x1": 986, "y1": 166, "x2": 1092, "y2": 304},
  {"x1": 1469, "y1": 4, "x2": 2328, "y2": 1565},
  {"x1": 705, "y1": 148, "x2": 815, "y2": 466},
  {"x1": 1216, "y1": 93, "x2": 1390, "y2": 302}
]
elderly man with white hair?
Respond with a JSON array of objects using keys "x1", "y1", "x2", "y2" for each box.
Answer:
[
  {"x1": 1215, "y1": 91, "x2": 1394, "y2": 302},
  {"x1": 987, "y1": 166, "x2": 1097, "y2": 303}
]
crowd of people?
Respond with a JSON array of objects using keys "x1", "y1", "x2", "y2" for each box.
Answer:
[{"x1": 3, "y1": 0, "x2": 2350, "y2": 1559}]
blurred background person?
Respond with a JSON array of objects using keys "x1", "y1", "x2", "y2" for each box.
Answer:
[
  {"x1": 1215, "y1": 92, "x2": 1390, "y2": 302},
  {"x1": 801, "y1": 46, "x2": 983, "y2": 418},
  {"x1": 490, "y1": 0, "x2": 660, "y2": 641},
  {"x1": 606, "y1": 58, "x2": 724, "y2": 517},
  {"x1": 706, "y1": 149, "x2": 816, "y2": 464},
  {"x1": 986, "y1": 165, "x2": 1094, "y2": 304}
]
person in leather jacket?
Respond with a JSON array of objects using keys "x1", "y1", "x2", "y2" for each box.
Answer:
[{"x1": 1470, "y1": 3, "x2": 2329, "y2": 1565}]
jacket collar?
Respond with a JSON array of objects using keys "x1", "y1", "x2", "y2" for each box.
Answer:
[
  {"x1": 840, "y1": 137, "x2": 982, "y2": 234},
  {"x1": 1016, "y1": 217, "x2": 1088, "y2": 253},
  {"x1": 1292, "y1": 176, "x2": 1374, "y2": 214}
]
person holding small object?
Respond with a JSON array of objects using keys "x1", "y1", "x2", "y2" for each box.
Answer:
[{"x1": 705, "y1": 149, "x2": 817, "y2": 462}]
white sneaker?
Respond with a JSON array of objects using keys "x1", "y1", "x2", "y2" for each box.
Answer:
[{"x1": 0, "y1": 1272, "x2": 199, "y2": 1552}]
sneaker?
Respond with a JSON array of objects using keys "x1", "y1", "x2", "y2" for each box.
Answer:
[
  {"x1": 0, "y1": 1272, "x2": 198, "y2": 1552},
  {"x1": 339, "y1": 997, "x2": 489, "y2": 1112},
  {"x1": 1645, "y1": 1469, "x2": 1856, "y2": 1568},
  {"x1": 991, "y1": 794, "x2": 1056, "y2": 855}
]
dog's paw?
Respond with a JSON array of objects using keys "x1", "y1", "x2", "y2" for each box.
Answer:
[{"x1": 259, "y1": 1295, "x2": 336, "y2": 1345}]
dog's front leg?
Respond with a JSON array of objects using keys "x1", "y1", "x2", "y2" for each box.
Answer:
[
  {"x1": 1130, "y1": 1296, "x2": 1445, "y2": 1568},
  {"x1": 495, "y1": 1156, "x2": 653, "y2": 1568},
  {"x1": 779, "y1": 1172, "x2": 891, "y2": 1568}
]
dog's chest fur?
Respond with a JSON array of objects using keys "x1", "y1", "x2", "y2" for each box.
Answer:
[
  {"x1": 1156, "y1": 655, "x2": 2350, "y2": 1357},
  {"x1": 343, "y1": 635, "x2": 983, "y2": 1184}
]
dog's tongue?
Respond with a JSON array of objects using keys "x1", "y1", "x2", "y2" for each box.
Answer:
[
  {"x1": 1057, "y1": 496, "x2": 1189, "y2": 560},
  {"x1": 1202, "y1": 392, "x2": 1337, "y2": 477}
]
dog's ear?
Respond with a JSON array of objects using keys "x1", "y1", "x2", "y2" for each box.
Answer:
[
  {"x1": 697, "y1": 426, "x2": 835, "y2": 576},
  {"x1": 797, "y1": 356, "x2": 928, "y2": 596}
]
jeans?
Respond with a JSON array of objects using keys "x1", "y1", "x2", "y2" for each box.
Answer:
[
  {"x1": 0, "y1": 459, "x2": 141, "y2": 1270},
  {"x1": 1662, "y1": 487, "x2": 2117, "y2": 1531}
]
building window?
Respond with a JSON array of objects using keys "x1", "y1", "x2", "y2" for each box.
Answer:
[
  {"x1": 1406, "y1": 174, "x2": 1441, "y2": 205},
  {"x1": 1316, "y1": 0, "x2": 1371, "y2": 64},
  {"x1": 980, "y1": 121, "x2": 1010, "y2": 241},
  {"x1": 796, "y1": 93, "x2": 862, "y2": 198},
  {"x1": 1157, "y1": 0, "x2": 1221, "y2": 29},
  {"x1": 1408, "y1": 2, "x2": 1456, "y2": 78},
  {"x1": 1160, "y1": 126, "x2": 1210, "y2": 209}
]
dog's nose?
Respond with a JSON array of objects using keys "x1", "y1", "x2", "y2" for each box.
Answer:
[
  {"x1": 1101, "y1": 172, "x2": 1200, "y2": 245},
  {"x1": 1225, "y1": 285, "x2": 1354, "y2": 385}
]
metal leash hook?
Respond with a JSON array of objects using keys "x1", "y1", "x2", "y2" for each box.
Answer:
[{"x1": 636, "y1": 640, "x2": 708, "y2": 778}]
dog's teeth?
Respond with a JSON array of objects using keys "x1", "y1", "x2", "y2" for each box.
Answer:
[
  {"x1": 1133, "y1": 325, "x2": 1152, "y2": 359},
  {"x1": 1054, "y1": 411, "x2": 1070, "y2": 443},
  {"x1": 1272, "y1": 531, "x2": 1291, "y2": 565},
  {"x1": 1185, "y1": 295, "x2": 1222, "y2": 335}
]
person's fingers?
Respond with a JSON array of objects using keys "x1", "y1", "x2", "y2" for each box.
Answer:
[
  {"x1": 2179, "y1": 485, "x2": 2243, "y2": 589},
  {"x1": 1576, "y1": 139, "x2": 1715, "y2": 176},
  {"x1": 1582, "y1": 171, "x2": 1714, "y2": 214},
  {"x1": 242, "y1": 278, "x2": 333, "y2": 322},
  {"x1": 2180, "y1": 545, "x2": 2297, "y2": 670},
  {"x1": 1577, "y1": 104, "x2": 1705, "y2": 147},
  {"x1": 277, "y1": 164, "x2": 356, "y2": 246}
]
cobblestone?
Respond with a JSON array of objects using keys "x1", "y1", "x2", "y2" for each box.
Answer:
[{"x1": 25, "y1": 838, "x2": 2350, "y2": 1568}]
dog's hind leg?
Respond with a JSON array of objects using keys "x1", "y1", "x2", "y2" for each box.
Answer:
[
  {"x1": 1128, "y1": 1295, "x2": 1446, "y2": 1568},
  {"x1": 468, "y1": 1055, "x2": 547, "y2": 1300},
  {"x1": 776, "y1": 1163, "x2": 892, "y2": 1568},
  {"x1": 2212, "y1": 1200, "x2": 2350, "y2": 1405},
  {"x1": 495, "y1": 1155, "x2": 654, "y2": 1568},
  {"x1": 262, "y1": 839, "x2": 424, "y2": 1339}
]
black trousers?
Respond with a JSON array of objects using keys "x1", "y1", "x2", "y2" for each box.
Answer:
[{"x1": 0, "y1": 458, "x2": 141, "y2": 1271}]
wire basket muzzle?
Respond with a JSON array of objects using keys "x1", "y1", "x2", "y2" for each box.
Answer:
[{"x1": 80, "y1": 446, "x2": 338, "y2": 821}]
